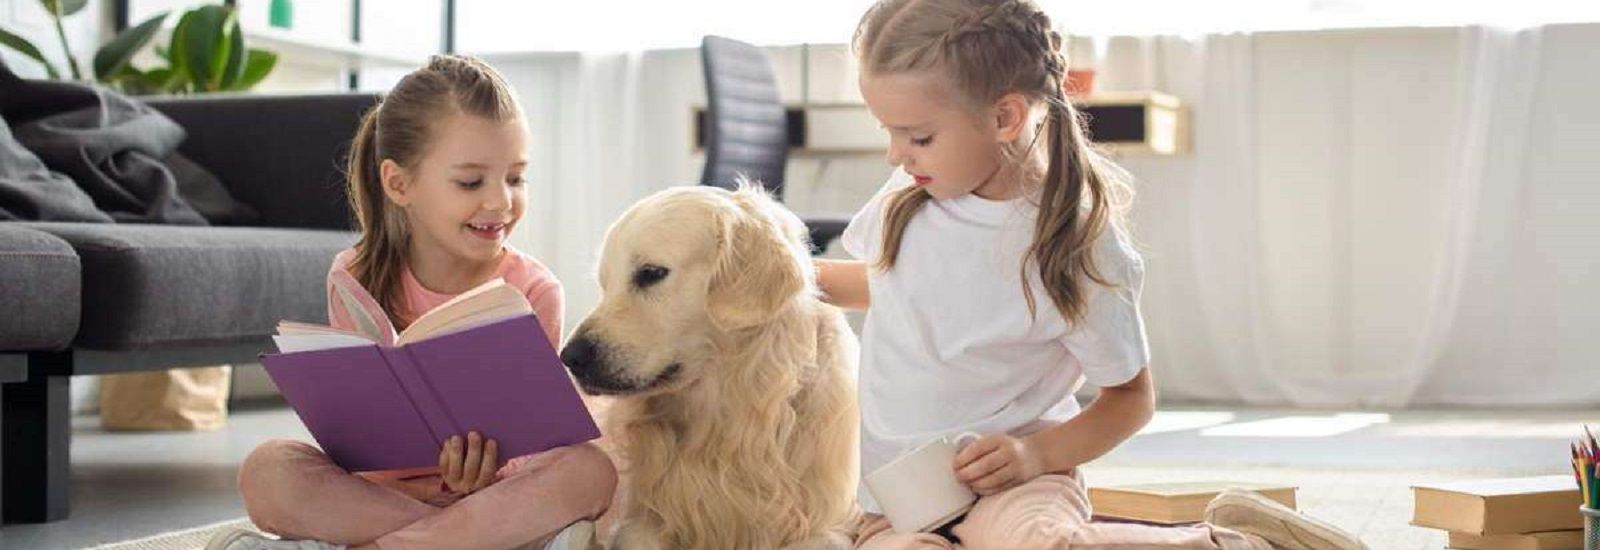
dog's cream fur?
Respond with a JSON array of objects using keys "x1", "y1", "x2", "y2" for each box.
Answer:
[{"x1": 563, "y1": 185, "x2": 859, "y2": 549}]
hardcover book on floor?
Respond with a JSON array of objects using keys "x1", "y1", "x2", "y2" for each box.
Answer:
[
  {"x1": 1089, "y1": 482, "x2": 1298, "y2": 524},
  {"x1": 1412, "y1": 476, "x2": 1582, "y2": 535}
]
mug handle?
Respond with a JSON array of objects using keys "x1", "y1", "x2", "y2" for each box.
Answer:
[{"x1": 952, "y1": 431, "x2": 982, "y2": 451}]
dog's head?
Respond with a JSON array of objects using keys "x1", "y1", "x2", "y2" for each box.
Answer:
[{"x1": 560, "y1": 184, "x2": 814, "y2": 396}]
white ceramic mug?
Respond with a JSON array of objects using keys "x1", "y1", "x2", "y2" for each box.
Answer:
[{"x1": 865, "y1": 432, "x2": 982, "y2": 533}]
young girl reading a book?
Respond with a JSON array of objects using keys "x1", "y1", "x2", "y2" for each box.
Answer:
[
  {"x1": 212, "y1": 55, "x2": 616, "y2": 550},
  {"x1": 819, "y1": 1, "x2": 1366, "y2": 548}
]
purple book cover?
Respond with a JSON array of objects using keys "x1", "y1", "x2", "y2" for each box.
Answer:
[{"x1": 260, "y1": 314, "x2": 601, "y2": 472}]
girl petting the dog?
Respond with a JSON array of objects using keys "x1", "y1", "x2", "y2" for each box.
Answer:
[
  {"x1": 211, "y1": 55, "x2": 616, "y2": 550},
  {"x1": 818, "y1": 1, "x2": 1366, "y2": 549}
]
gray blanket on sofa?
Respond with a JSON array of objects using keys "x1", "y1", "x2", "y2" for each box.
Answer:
[
  {"x1": 0, "y1": 108, "x2": 110, "y2": 222},
  {"x1": 0, "y1": 63, "x2": 207, "y2": 224}
]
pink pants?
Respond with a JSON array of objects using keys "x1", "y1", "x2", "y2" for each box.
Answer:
[
  {"x1": 239, "y1": 439, "x2": 617, "y2": 550},
  {"x1": 855, "y1": 471, "x2": 1270, "y2": 550}
]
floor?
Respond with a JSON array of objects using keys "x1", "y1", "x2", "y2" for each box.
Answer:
[{"x1": 0, "y1": 404, "x2": 1586, "y2": 549}]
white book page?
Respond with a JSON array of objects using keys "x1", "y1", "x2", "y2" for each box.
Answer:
[{"x1": 272, "y1": 334, "x2": 374, "y2": 353}]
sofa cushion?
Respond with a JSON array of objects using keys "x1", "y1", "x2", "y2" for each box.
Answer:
[
  {"x1": 22, "y1": 222, "x2": 356, "y2": 350},
  {"x1": 0, "y1": 224, "x2": 80, "y2": 350},
  {"x1": 147, "y1": 94, "x2": 378, "y2": 230},
  {"x1": 167, "y1": 152, "x2": 260, "y2": 226}
]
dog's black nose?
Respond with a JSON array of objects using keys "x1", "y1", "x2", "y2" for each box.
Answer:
[{"x1": 560, "y1": 336, "x2": 597, "y2": 373}]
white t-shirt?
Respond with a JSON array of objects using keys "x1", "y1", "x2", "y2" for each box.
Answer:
[{"x1": 842, "y1": 168, "x2": 1150, "y2": 513}]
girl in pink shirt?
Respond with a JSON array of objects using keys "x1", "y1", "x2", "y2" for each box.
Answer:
[{"x1": 214, "y1": 55, "x2": 616, "y2": 550}]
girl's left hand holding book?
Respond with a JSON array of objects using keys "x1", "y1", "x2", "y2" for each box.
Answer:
[{"x1": 440, "y1": 431, "x2": 500, "y2": 494}]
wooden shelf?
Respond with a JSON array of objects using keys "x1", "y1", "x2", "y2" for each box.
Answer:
[{"x1": 1072, "y1": 91, "x2": 1189, "y2": 156}]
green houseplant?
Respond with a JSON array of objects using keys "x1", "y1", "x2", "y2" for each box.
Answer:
[{"x1": 0, "y1": 0, "x2": 277, "y2": 94}]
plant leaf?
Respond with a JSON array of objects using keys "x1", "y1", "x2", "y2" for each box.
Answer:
[
  {"x1": 134, "y1": 65, "x2": 181, "y2": 94},
  {"x1": 179, "y1": 5, "x2": 231, "y2": 91},
  {"x1": 102, "y1": 65, "x2": 141, "y2": 93},
  {"x1": 40, "y1": 0, "x2": 89, "y2": 16},
  {"x1": 218, "y1": 14, "x2": 246, "y2": 90},
  {"x1": 144, "y1": 67, "x2": 173, "y2": 85},
  {"x1": 228, "y1": 49, "x2": 275, "y2": 91},
  {"x1": 93, "y1": 12, "x2": 167, "y2": 81},
  {"x1": 207, "y1": 8, "x2": 241, "y2": 91},
  {"x1": 0, "y1": 25, "x2": 60, "y2": 79},
  {"x1": 116, "y1": 65, "x2": 173, "y2": 96},
  {"x1": 38, "y1": 0, "x2": 88, "y2": 17},
  {"x1": 168, "y1": 9, "x2": 195, "y2": 88},
  {"x1": 59, "y1": 0, "x2": 88, "y2": 16}
]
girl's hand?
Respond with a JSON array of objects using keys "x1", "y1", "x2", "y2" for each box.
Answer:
[
  {"x1": 953, "y1": 433, "x2": 1045, "y2": 496},
  {"x1": 439, "y1": 431, "x2": 499, "y2": 494}
]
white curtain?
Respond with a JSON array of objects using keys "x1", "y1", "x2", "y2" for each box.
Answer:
[
  {"x1": 1112, "y1": 25, "x2": 1600, "y2": 408},
  {"x1": 1406, "y1": 24, "x2": 1600, "y2": 407},
  {"x1": 483, "y1": 22, "x2": 1600, "y2": 409},
  {"x1": 1379, "y1": 26, "x2": 1544, "y2": 407},
  {"x1": 1107, "y1": 33, "x2": 1325, "y2": 406}
]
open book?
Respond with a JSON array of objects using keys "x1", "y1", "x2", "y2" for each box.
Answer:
[
  {"x1": 260, "y1": 271, "x2": 601, "y2": 472},
  {"x1": 274, "y1": 269, "x2": 539, "y2": 351}
]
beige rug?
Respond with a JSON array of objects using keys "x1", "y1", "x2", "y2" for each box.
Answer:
[
  {"x1": 88, "y1": 464, "x2": 1507, "y2": 550},
  {"x1": 89, "y1": 519, "x2": 258, "y2": 550}
]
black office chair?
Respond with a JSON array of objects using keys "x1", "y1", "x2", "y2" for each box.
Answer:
[{"x1": 700, "y1": 35, "x2": 849, "y2": 255}]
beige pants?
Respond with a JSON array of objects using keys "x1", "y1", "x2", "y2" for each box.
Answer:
[{"x1": 854, "y1": 471, "x2": 1271, "y2": 550}]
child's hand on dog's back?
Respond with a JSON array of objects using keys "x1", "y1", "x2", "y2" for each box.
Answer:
[{"x1": 439, "y1": 431, "x2": 500, "y2": 494}]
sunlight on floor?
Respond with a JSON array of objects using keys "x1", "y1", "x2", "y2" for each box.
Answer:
[
  {"x1": 1137, "y1": 410, "x2": 1239, "y2": 435},
  {"x1": 1380, "y1": 420, "x2": 1596, "y2": 438},
  {"x1": 1199, "y1": 413, "x2": 1393, "y2": 437}
]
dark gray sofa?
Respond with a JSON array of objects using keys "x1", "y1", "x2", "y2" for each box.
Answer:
[{"x1": 0, "y1": 93, "x2": 377, "y2": 523}]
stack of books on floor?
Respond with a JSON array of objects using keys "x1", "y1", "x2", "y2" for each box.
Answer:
[
  {"x1": 1412, "y1": 475, "x2": 1584, "y2": 550},
  {"x1": 1088, "y1": 482, "x2": 1298, "y2": 524}
]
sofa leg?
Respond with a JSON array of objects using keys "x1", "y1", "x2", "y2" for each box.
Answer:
[
  {"x1": 0, "y1": 352, "x2": 19, "y2": 527},
  {"x1": 0, "y1": 372, "x2": 4, "y2": 527},
  {"x1": 2, "y1": 353, "x2": 70, "y2": 523}
]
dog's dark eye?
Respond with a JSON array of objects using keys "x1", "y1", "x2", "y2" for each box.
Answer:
[{"x1": 633, "y1": 264, "x2": 670, "y2": 289}]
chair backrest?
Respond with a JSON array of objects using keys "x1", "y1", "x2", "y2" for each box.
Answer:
[{"x1": 699, "y1": 35, "x2": 787, "y2": 199}]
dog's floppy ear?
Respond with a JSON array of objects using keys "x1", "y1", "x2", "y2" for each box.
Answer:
[{"x1": 707, "y1": 184, "x2": 810, "y2": 331}]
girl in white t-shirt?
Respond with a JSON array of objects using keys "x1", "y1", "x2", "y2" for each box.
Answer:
[{"x1": 818, "y1": 1, "x2": 1366, "y2": 549}]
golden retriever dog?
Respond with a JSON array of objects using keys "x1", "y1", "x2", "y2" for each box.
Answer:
[{"x1": 559, "y1": 185, "x2": 859, "y2": 549}]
